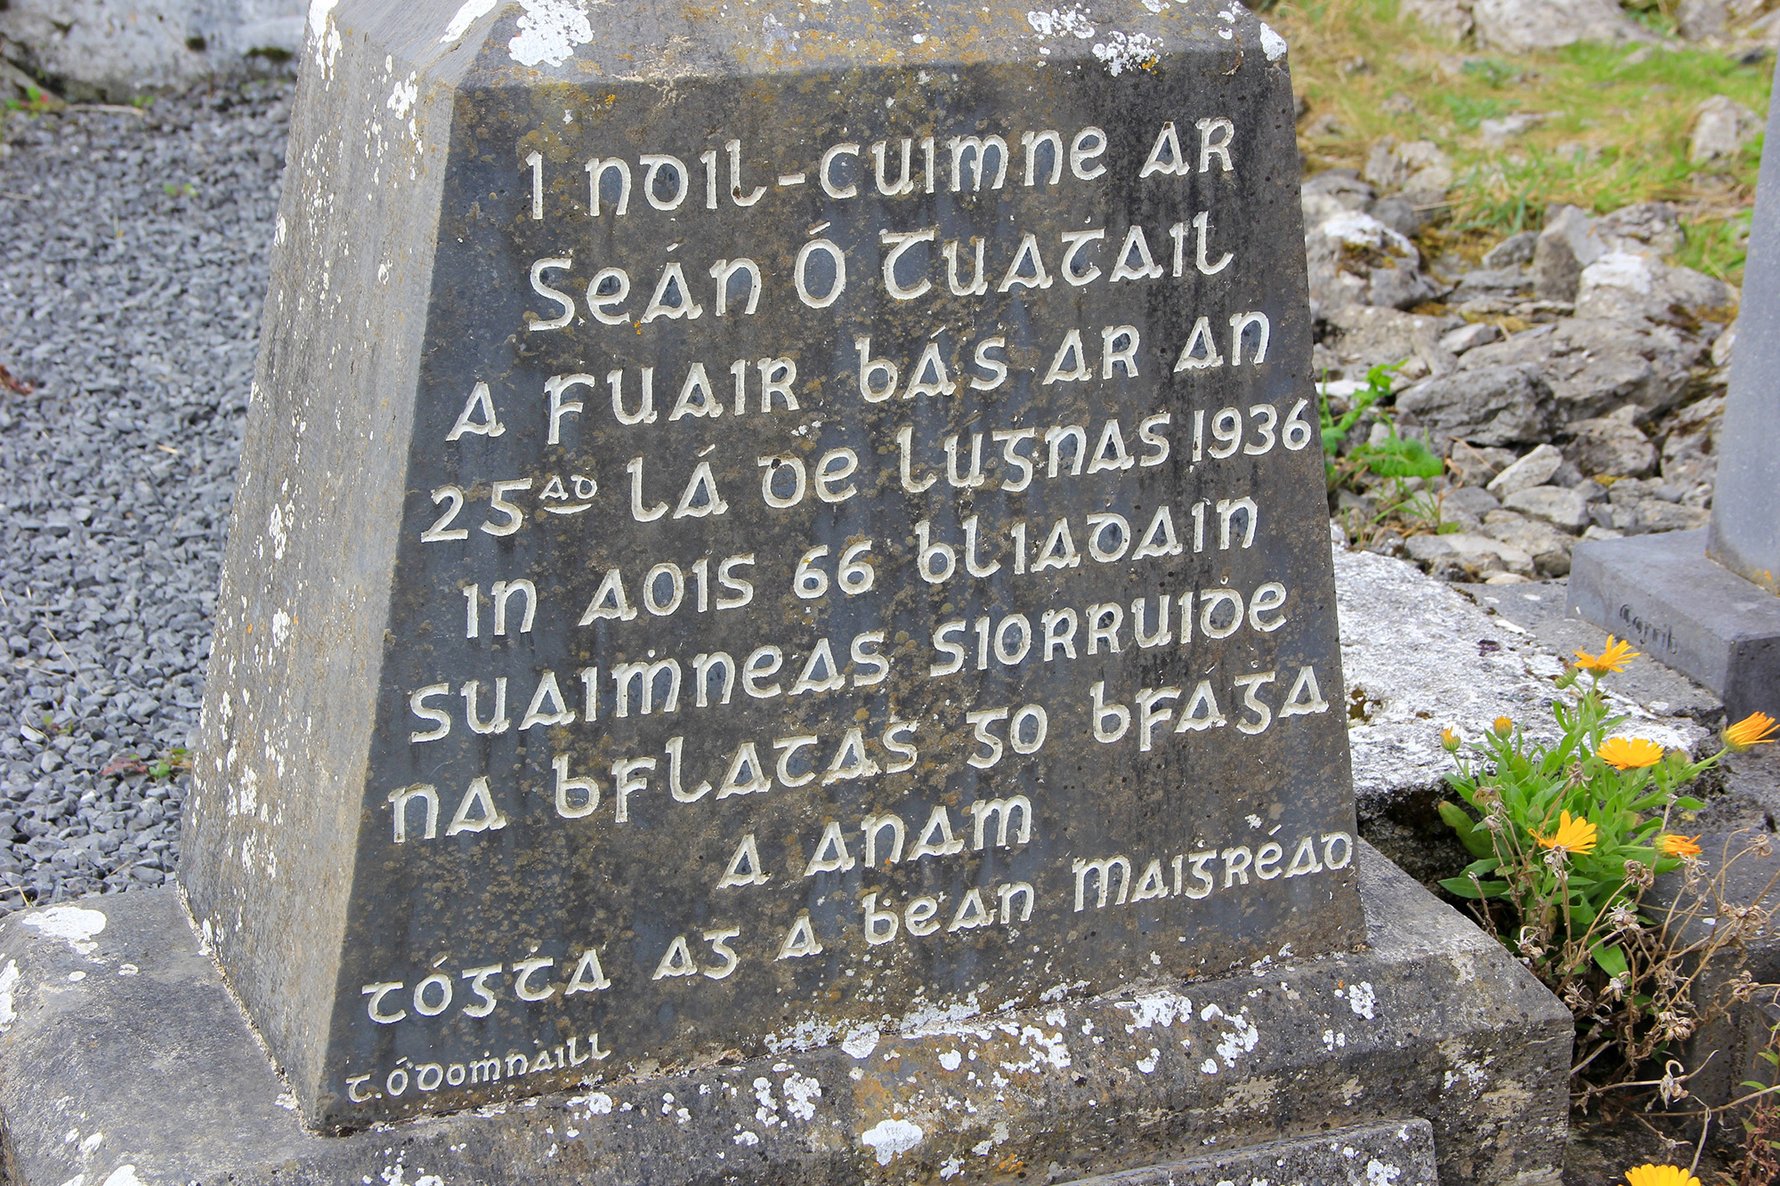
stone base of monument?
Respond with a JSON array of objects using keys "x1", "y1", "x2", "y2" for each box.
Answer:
[
  {"x1": 0, "y1": 844, "x2": 1566, "y2": 1186},
  {"x1": 1569, "y1": 529, "x2": 1780, "y2": 722}
]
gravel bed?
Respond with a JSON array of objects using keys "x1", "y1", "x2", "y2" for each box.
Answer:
[{"x1": 0, "y1": 82, "x2": 291, "y2": 911}]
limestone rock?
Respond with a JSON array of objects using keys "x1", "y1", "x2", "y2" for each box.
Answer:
[
  {"x1": 1608, "y1": 478, "x2": 1712, "y2": 534},
  {"x1": 1448, "y1": 441, "x2": 1518, "y2": 487},
  {"x1": 1304, "y1": 209, "x2": 1440, "y2": 313},
  {"x1": 1690, "y1": 95, "x2": 1762, "y2": 164},
  {"x1": 1439, "y1": 483, "x2": 1503, "y2": 530},
  {"x1": 1403, "y1": 530, "x2": 1536, "y2": 578},
  {"x1": 1439, "y1": 321, "x2": 1503, "y2": 355},
  {"x1": 1533, "y1": 204, "x2": 1606, "y2": 302},
  {"x1": 1319, "y1": 304, "x2": 1462, "y2": 378},
  {"x1": 0, "y1": 0, "x2": 303, "y2": 99},
  {"x1": 1566, "y1": 415, "x2": 1658, "y2": 478},
  {"x1": 1574, "y1": 252, "x2": 1738, "y2": 327},
  {"x1": 1481, "y1": 509, "x2": 1576, "y2": 576},
  {"x1": 1679, "y1": 0, "x2": 1735, "y2": 39},
  {"x1": 1479, "y1": 113, "x2": 1549, "y2": 146},
  {"x1": 1300, "y1": 169, "x2": 1377, "y2": 226},
  {"x1": 1596, "y1": 202, "x2": 1685, "y2": 257},
  {"x1": 1471, "y1": 0, "x2": 1650, "y2": 51},
  {"x1": 1362, "y1": 137, "x2": 1454, "y2": 206},
  {"x1": 1660, "y1": 393, "x2": 1724, "y2": 501},
  {"x1": 1397, "y1": 365, "x2": 1554, "y2": 447},
  {"x1": 1502, "y1": 485, "x2": 1591, "y2": 533},
  {"x1": 1457, "y1": 318, "x2": 1705, "y2": 420},
  {"x1": 1401, "y1": 0, "x2": 1475, "y2": 41},
  {"x1": 1487, "y1": 444, "x2": 1565, "y2": 497},
  {"x1": 1482, "y1": 231, "x2": 1538, "y2": 269}
]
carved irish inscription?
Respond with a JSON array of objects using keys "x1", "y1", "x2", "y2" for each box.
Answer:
[{"x1": 184, "y1": 0, "x2": 1361, "y2": 1129}]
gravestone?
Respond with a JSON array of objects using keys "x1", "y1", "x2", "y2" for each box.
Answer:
[
  {"x1": 180, "y1": 0, "x2": 1359, "y2": 1131},
  {"x1": 0, "y1": 4, "x2": 1573, "y2": 1184},
  {"x1": 1569, "y1": 64, "x2": 1780, "y2": 719}
]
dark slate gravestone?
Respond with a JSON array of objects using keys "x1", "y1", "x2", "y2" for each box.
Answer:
[
  {"x1": 1570, "y1": 61, "x2": 1780, "y2": 719},
  {"x1": 179, "y1": 0, "x2": 1360, "y2": 1131}
]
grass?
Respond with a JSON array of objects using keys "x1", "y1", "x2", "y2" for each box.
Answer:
[{"x1": 1271, "y1": 0, "x2": 1773, "y2": 280}]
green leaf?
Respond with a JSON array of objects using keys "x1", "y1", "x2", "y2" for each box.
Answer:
[
  {"x1": 1592, "y1": 942, "x2": 1629, "y2": 979},
  {"x1": 1437, "y1": 800, "x2": 1497, "y2": 859},
  {"x1": 1439, "y1": 875, "x2": 1509, "y2": 900}
]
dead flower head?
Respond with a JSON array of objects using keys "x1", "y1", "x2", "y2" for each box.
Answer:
[{"x1": 1656, "y1": 833, "x2": 1701, "y2": 859}]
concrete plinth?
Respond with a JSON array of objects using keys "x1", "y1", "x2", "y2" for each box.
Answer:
[
  {"x1": 1569, "y1": 529, "x2": 1780, "y2": 723},
  {"x1": 0, "y1": 845, "x2": 1568, "y2": 1186}
]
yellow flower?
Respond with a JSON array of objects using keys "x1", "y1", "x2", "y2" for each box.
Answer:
[
  {"x1": 1440, "y1": 727, "x2": 1460, "y2": 752},
  {"x1": 1724, "y1": 710, "x2": 1779, "y2": 751},
  {"x1": 1598, "y1": 737, "x2": 1665, "y2": 770},
  {"x1": 1624, "y1": 1165, "x2": 1701, "y2": 1186},
  {"x1": 1575, "y1": 636, "x2": 1640, "y2": 674},
  {"x1": 1537, "y1": 810, "x2": 1599, "y2": 856},
  {"x1": 1493, "y1": 716, "x2": 1513, "y2": 736},
  {"x1": 1657, "y1": 834, "x2": 1702, "y2": 858}
]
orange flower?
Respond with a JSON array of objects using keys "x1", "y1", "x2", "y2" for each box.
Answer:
[
  {"x1": 1441, "y1": 727, "x2": 1460, "y2": 752},
  {"x1": 1537, "y1": 810, "x2": 1598, "y2": 856},
  {"x1": 1724, "y1": 710, "x2": 1779, "y2": 751},
  {"x1": 1598, "y1": 737, "x2": 1664, "y2": 770},
  {"x1": 1575, "y1": 636, "x2": 1640, "y2": 674},
  {"x1": 1493, "y1": 716, "x2": 1513, "y2": 736},
  {"x1": 1624, "y1": 1165, "x2": 1701, "y2": 1186},
  {"x1": 1658, "y1": 834, "x2": 1702, "y2": 858}
]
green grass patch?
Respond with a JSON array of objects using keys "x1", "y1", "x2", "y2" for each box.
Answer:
[{"x1": 1274, "y1": 0, "x2": 1771, "y2": 277}]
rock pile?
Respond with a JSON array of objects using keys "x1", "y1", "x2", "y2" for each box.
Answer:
[{"x1": 1305, "y1": 139, "x2": 1742, "y2": 584}]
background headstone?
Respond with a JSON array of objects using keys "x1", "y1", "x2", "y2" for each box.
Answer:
[
  {"x1": 1569, "y1": 58, "x2": 1780, "y2": 719},
  {"x1": 180, "y1": 0, "x2": 1360, "y2": 1130}
]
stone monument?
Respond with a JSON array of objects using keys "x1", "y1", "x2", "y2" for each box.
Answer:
[
  {"x1": 1569, "y1": 64, "x2": 1780, "y2": 719},
  {"x1": 0, "y1": 3, "x2": 1569, "y2": 1183}
]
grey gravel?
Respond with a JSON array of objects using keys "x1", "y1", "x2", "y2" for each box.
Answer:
[{"x1": 0, "y1": 82, "x2": 290, "y2": 911}]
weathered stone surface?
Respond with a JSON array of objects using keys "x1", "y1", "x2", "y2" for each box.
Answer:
[
  {"x1": 1064, "y1": 1119, "x2": 1438, "y2": 1185},
  {"x1": 1337, "y1": 545, "x2": 1704, "y2": 813},
  {"x1": 1596, "y1": 201, "x2": 1686, "y2": 257},
  {"x1": 1571, "y1": 530, "x2": 1780, "y2": 722},
  {"x1": 1401, "y1": 0, "x2": 1474, "y2": 41},
  {"x1": 1711, "y1": 69, "x2": 1780, "y2": 592},
  {"x1": 0, "y1": 0, "x2": 303, "y2": 98},
  {"x1": 1486, "y1": 442, "x2": 1563, "y2": 497},
  {"x1": 1447, "y1": 440, "x2": 1517, "y2": 487},
  {"x1": 1481, "y1": 230, "x2": 1537, "y2": 269},
  {"x1": 1304, "y1": 209, "x2": 1438, "y2": 313},
  {"x1": 1691, "y1": 94, "x2": 1763, "y2": 165},
  {"x1": 1458, "y1": 318, "x2": 1704, "y2": 420},
  {"x1": 1502, "y1": 486, "x2": 1591, "y2": 533},
  {"x1": 1574, "y1": 252, "x2": 1737, "y2": 327},
  {"x1": 0, "y1": 851, "x2": 1571, "y2": 1186},
  {"x1": 1318, "y1": 304, "x2": 1460, "y2": 378},
  {"x1": 1660, "y1": 392, "x2": 1723, "y2": 500},
  {"x1": 1566, "y1": 414, "x2": 1658, "y2": 479},
  {"x1": 1471, "y1": 0, "x2": 1649, "y2": 52},
  {"x1": 1439, "y1": 321, "x2": 1502, "y2": 355},
  {"x1": 1402, "y1": 530, "x2": 1535, "y2": 579},
  {"x1": 1396, "y1": 363, "x2": 1554, "y2": 447},
  {"x1": 1481, "y1": 509, "x2": 1575, "y2": 576},
  {"x1": 1361, "y1": 137, "x2": 1452, "y2": 207},
  {"x1": 1609, "y1": 480, "x2": 1711, "y2": 534},
  {"x1": 1533, "y1": 203, "x2": 1605, "y2": 301},
  {"x1": 1439, "y1": 484, "x2": 1503, "y2": 532},
  {"x1": 180, "y1": 0, "x2": 1361, "y2": 1132}
]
